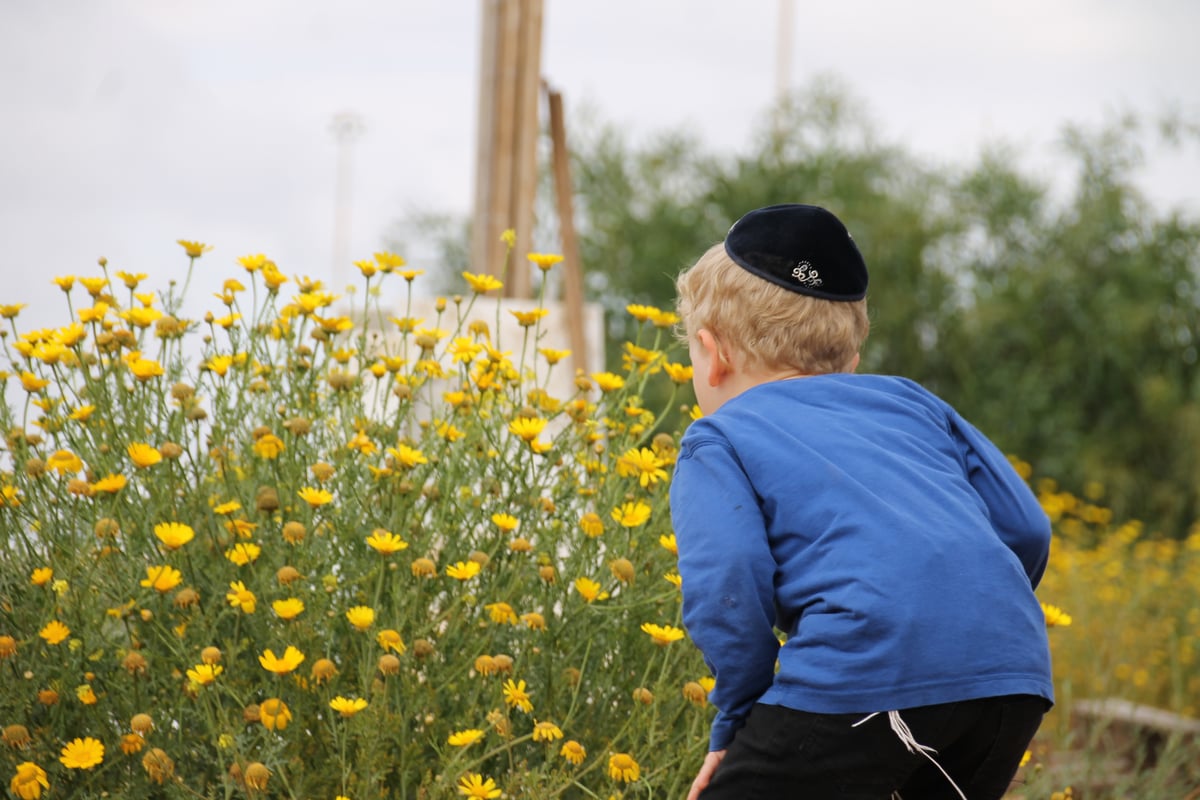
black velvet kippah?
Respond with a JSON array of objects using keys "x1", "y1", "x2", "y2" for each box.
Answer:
[{"x1": 724, "y1": 204, "x2": 868, "y2": 301}]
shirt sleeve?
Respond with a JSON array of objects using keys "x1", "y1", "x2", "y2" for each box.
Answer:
[
  {"x1": 671, "y1": 433, "x2": 781, "y2": 751},
  {"x1": 948, "y1": 410, "x2": 1053, "y2": 587}
]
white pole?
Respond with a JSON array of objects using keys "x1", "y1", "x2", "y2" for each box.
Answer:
[{"x1": 331, "y1": 111, "x2": 365, "y2": 290}]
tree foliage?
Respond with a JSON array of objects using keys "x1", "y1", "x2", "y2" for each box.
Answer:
[{"x1": 567, "y1": 79, "x2": 1200, "y2": 534}]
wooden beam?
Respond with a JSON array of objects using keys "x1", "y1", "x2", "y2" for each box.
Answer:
[
  {"x1": 546, "y1": 85, "x2": 589, "y2": 375},
  {"x1": 507, "y1": 0, "x2": 542, "y2": 298},
  {"x1": 471, "y1": 0, "x2": 542, "y2": 298}
]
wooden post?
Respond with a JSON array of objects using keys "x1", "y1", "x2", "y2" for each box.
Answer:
[
  {"x1": 546, "y1": 85, "x2": 589, "y2": 376},
  {"x1": 472, "y1": 0, "x2": 542, "y2": 299}
]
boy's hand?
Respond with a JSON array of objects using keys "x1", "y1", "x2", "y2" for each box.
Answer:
[{"x1": 686, "y1": 749, "x2": 727, "y2": 800}]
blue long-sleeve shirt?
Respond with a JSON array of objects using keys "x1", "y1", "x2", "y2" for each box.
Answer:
[{"x1": 670, "y1": 374, "x2": 1054, "y2": 751}]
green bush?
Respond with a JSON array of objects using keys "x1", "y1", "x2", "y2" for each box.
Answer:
[{"x1": 0, "y1": 243, "x2": 706, "y2": 799}]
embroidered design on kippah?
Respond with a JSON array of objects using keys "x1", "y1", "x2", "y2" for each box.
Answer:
[{"x1": 791, "y1": 260, "x2": 822, "y2": 288}]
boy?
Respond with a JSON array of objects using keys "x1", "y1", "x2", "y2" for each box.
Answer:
[{"x1": 671, "y1": 204, "x2": 1053, "y2": 800}]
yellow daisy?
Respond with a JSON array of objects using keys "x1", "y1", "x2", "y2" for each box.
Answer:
[
  {"x1": 258, "y1": 646, "x2": 305, "y2": 675},
  {"x1": 329, "y1": 696, "x2": 368, "y2": 717},
  {"x1": 60, "y1": 737, "x2": 105, "y2": 770}
]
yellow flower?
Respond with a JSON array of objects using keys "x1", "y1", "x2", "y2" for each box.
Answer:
[
  {"x1": 447, "y1": 728, "x2": 485, "y2": 747},
  {"x1": 616, "y1": 447, "x2": 669, "y2": 488},
  {"x1": 9, "y1": 762, "x2": 49, "y2": 799},
  {"x1": 579, "y1": 512, "x2": 604, "y2": 538},
  {"x1": 411, "y1": 557, "x2": 438, "y2": 578},
  {"x1": 46, "y1": 450, "x2": 83, "y2": 475},
  {"x1": 641, "y1": 622, "x2": 686, "y2": 646},
  {"x1": 527, "y1": 252, "x2": 564, "y2": 271},
  {"x1": 651, "y1": 308, "x2": 681, "y2": 328},
  {"x1": 346, "y1": 606, "x2": 375, "y2": 631},
  {"x1": 141, "y1": 565, "x2": 183, "y2": 593},
  {"x1": 591, "y1": 371, "x2": 625, "y2": 392},
  {"x1": 225, "y1": 542, "x2": 261, "y2": 566},
  {"x1": 248, "y1": 433, "x2": 284, "y2": 459},
  {"x1": 90, "y1": 473, "x2": 127, "y2": 494},
  {"x1": 30, "y1": 567, "x2": 53, "y2": 586},
  {"x1": 0, "y1": 636, "x2": 18, "y2": 659},
  {"x1": 457, "y1": 773, "x2": 502, "y2": 799},
  {"x1": 485, "y1": 602, "x2": 518, "y2": 625},
  {"x1": 509, "y1": 307, "x2": 548, "y2": 327},
  {"x1": 611, "y1": 501, "x2": 651, "y2": 528},
  {"x1": 490, "y1": 513, "x2": 519, "y2": 533},
  {"x1": 373, "y1": 250, "x2": 406, "y2": 271},
  {"x1": 121, "y1": 306, "x2": 163, "y2": 328},
  {"x1": 508, "y1": 416, "x2": 547, "y2": 442},
  {"x1": 142, "y1": 748, "x2": 174, "y2": 784},
  {"x1": 79, "y1": 276, "x2": 108, "y2": 296},
  {"x1": 329, "y1": 696, "x2": 368, "y2": 717},
  {"x1": 509, "y1": 609, "x2": 542, "y2": 632},
  {"x1": 462, "y1": 271, "x2": 504, "y2": 293},
  {"x1": 446, "y1": 560, "x2": 481, "y2": 581},
  {"x1": 259, "y1": 646, "x2": 305, "y2": 675},
  {"x1": 664, "y1": 571, "x2": 683, "y2": 588},
  {"x1": 244, "y1": 762, "x2": 270, "y2": 791},
  {"x1": 625, "y1": 303, "x2": 659, "y2": 322},
  {"x1": 574, "y1": 577, "x2": 607, "y2": 604},
  {"x1": 272, "y1": 598, "x2": 305, "y2": 620},
  {"x1": 119, "y1": 733, "x2": 145, "y2": 754},
  {"x1": 0, "y1": 303, "x2": 25, "y2": 318},
  {"x1": 186, "y1": 663, "x2": 223, "y2": 686},
  {"x1": 226, "y1": 581, "x2": 256, "y2": 613},
  {"x1": 176, "y1": 240, "x2": 212, "y2": 258},
  {"x1": 76, "y1": 302, "x2": 109, "y2": 323},
  {"x1": 311, "y1": 658, "x2": 339, "y2": 683},
  {"x1": 126, "y1": 355, "x2": 164, "y2": 381},
  {"x1": 376, "y1": 628, "x2": 406, "y2": 654},
  {"x1": 502, "y1": 679, "x2": 533, "y2": 713},
  {"x1": 154, "y1": 521, "x2": 194, "y2": 550},
  {"x1": 437, "y1": 421, "x2": 465, "y2": 441},
  {"x1": 261, "y1": 263, "x2": 288, "y2": 290},
  {"x1": 682, "y1": 680, "x2": 709, "y2": 706},
  {"x1": 365, "y1": 529, "x2": 409, "y2": 555},
  {"x1": 297, "y1": 486, "x2": 333, "y2": 507},
  {"x1": 608, "y1": 752, "x2": 640, "y2": 782},
  {"x1": 203, "y1": 354, "x2": 234, "y2": 376},
  {"x1": 213, "y1": 499, "x2": 242, "y2": 515},
  {"x1": 659, "y1": 533, "x2": 678, "y2": 555},
  {"x1": 127, "y1": 442, "x2": 163, "y2": 468},
  {"x1": 388, "y1": 443, "x2": 429, "y2": 469},
  {"x1": 450, "y1": 337, "x2": 484, "y2": 364},
  {"x1": 74, "y1": 684, "x2": 97, "y2": 706},
  {"x1": 60, "y1": 737, "x2": 105, "y2": 769},
  {"x1": 560, "y1": 739, "x2": 586, "y2": 765},
  {"x1": 259, "y1": 698, "x2": 292, "y2": 731},
  {"x1": 20, "y1": 372, "x2": 49, "y2": 393},
  {"x1": 532, "y1": 720, "x2": 564, "y2": 742},
  {"x1": 238, "y1": 253, "x2": 267, "y2": 272},
  {"x1": 663, "y1": 361, "x2": 693, "y2": 383},
  {"x1": 39, "y1": 620, "x2": 70, "y2": 645},
  {"x1": 539, "y1": 347, "x2": 571, "y2": 365},
  {"x1": 1042, "y1": 603, "x2": 1073, "y2": 627}
]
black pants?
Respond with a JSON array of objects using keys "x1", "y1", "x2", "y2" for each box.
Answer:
[{"x1": 699, "y1": 695, "x2": 1046, "y2": 800}]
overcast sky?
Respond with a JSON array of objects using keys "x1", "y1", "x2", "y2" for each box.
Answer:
[{"x1": 2, "y1": 0, "x2": 1197, "y2": 335}]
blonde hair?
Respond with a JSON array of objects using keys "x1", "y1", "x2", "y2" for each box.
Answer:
[{"x1": 675, "y1": 242, "x2": 869, "y2": 375}]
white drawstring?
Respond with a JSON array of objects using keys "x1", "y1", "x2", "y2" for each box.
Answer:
[{"x1": 853, "y1": 710, "x2": 968, "y2": 800}]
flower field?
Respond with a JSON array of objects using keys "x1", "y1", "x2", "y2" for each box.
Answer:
[{"x1": 0, "y1": 242, "x2": 1196, "y2": 799}]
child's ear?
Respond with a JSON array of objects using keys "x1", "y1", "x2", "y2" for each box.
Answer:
[
  {"x1": 848, "y1": 353, "x2": 860, "y2": 373},
  {"x1": 697, "y1": 329, "x2": 729, "y2": 387}
]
